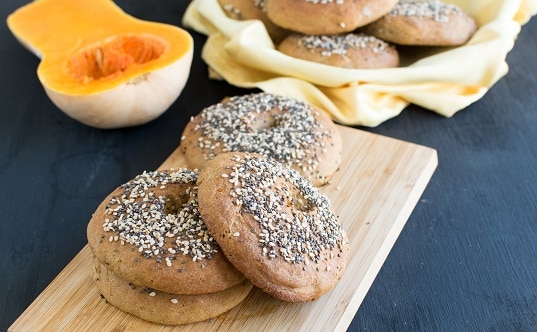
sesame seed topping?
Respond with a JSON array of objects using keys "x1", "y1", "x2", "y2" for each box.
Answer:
[
  {"x1": 102, "y1": 169, "x2": 218, "y2": 267},
  {"x1": 224, "y1": 154, "x2": 346, "y2": 266},
  {"x1": 388, "y1": 0, "x2": 464, "y2": 23},
  {"x1": 190, "y1": 93, "x2": 333, "y2": 179},
  {"x1": 254, "y1": 0, "x2": 267, "y2": 10},
  {"x1": 170, "y1": 298, "x2": 178, "y2": 304},
  {"x1": 298, "y1": 33, "x2": 390, "y2": 57},
  {"x1": 305, "y1": 0, "x2": 344, "y2": 4},
  {"x1": 222, "y1": 4, "x2": 241, "y2": 19}
]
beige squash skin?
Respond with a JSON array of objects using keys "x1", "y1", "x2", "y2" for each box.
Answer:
[
  {"x1": 7, "y1": 0, "x2": 194, "y2": 129},
  {"x1": 43, "y1": 50, "x2": 193, "y2": 128}
]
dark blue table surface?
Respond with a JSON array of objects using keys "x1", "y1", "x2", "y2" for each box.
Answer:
[{"x1": 1, "y1": 1, "x2": 536, "y2": 331}]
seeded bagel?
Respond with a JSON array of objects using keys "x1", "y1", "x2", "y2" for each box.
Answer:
[
  {"x1": 197, "y1": 153, "x2": 350, "y2": 302},
  {"x1": 180, "y1": 93, "x2": 342, "y2": 186},
  {"x1": 92, "y1": 257, "x2": 253, "y2": 325},
  {"x1": 264, "y1": 0, "x2": 398, "y2": 35},
  {"x1": 87, "y1": 169, "x2": 245, "y2": 295},
  {"x1": 362, "y1": 0, "x2": 476, "y2": 46},
  {"x1": 278, "y1": 33, "x2": 399, "y2": 69},
  {"x1": 217, "y1": 0, "x2": 290, "y2": 42}
]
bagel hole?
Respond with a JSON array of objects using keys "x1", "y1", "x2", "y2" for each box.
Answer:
[
  {"x1": 291, "y1": 197, "x2": 312, "y2": 212},
  {"x1": 163, "y1": 193, "x2": 190, "y2": 214},
  {"x1": 251, "y1": 116, "x2": 277, "y2": 131}
]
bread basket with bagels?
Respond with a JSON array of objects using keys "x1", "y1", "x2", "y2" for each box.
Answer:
[{"x1": 183, "y1": 0, "x2": 537, "y2": 126}]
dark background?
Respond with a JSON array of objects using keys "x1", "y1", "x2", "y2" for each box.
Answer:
[{"x1": 1, "y1": 1, "x2": 536, "y2": 331}]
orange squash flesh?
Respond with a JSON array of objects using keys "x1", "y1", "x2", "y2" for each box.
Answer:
[
  {"x1": 68, "y1": 35, "x2": 167, "y2": 82},
  {"x1": 8, "y1": 0, "x2": 193, "y2": 96}
]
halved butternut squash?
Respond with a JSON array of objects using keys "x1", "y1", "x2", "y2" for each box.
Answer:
[{"x1": 7, "y1": 0, "x2": 194, "y2": 129}]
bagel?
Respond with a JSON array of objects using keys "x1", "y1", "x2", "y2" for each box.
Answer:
[
  {"x1": 217, "y1": 0, "x2": 290, "y2": 42},
  {"x1": 278, "y1": 33, "x2": 399, "y2": 69},
  {"x1": 197, "y1": 152, "x2": 350, "y2": 302},
  {"x1": 264, "y1": 0, "x2": 398, "y2": 35},
  {"x1": 87, "y1": 168, "x2": 246, "y2": 295},
  {"x1": 92, "y1": 257, "x2": 253, "y2": 325},
  {"x1": 362, "y1": 0, "x2": 477, "y2": 46},
  {"x1": 179, "y1": 93, "x2": 342, "y2": 186}
]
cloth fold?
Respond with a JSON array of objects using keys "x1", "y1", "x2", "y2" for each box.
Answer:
[{"x1": 183, "y1": 0, "x2": 536, "y2": 126}]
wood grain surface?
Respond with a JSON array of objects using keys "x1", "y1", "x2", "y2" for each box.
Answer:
[{"x1": 9, "y1": 125, "x2": 437, "y2": 332}]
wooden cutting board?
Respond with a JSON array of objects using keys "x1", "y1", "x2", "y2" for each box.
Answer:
[{"x1": 9, "y1": 125, "x2": 437, "y2": 332}]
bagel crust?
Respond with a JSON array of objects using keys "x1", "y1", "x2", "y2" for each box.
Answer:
[
  {"x1": 197, "y1": 153, "x2": 350, "y2": 302},
  {"x1": 217, "y1": 0, "x2": 290, "y2": 42},
  {"x1": 87, "y1": 169, "x2": 245, "y2": 295},
  {"x1": 363, "y1": 0, "x2": 477, "y2": 46},
  {"x1": 92, "y1": 257, "x2": 253, "y2": 325},
  {"x1": 265, "y1": 0, "x2": 398, "y2": 35},
  {"x1": 180, "y1": 92, "x2": 342, "y2": 186},
  {"x1": 278, "y1": 33, "x2": 399, "y2": 69}
]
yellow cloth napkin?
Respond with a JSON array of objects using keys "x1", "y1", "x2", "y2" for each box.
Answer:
[{"x1": 183, "y1": 0, "x2": 537, "y2": 126}]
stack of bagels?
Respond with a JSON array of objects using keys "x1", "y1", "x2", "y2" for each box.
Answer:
[
  {"x1": 87, "y1": 93, "x2": 350, "y2": 325},
  {"x1": 218, "y1": 0, "x2": 477, "y2": 69}
]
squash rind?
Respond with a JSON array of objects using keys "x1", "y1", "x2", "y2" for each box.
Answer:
[{"x1": 44, "y1": 48, "x2": 193, "y2": 129}]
